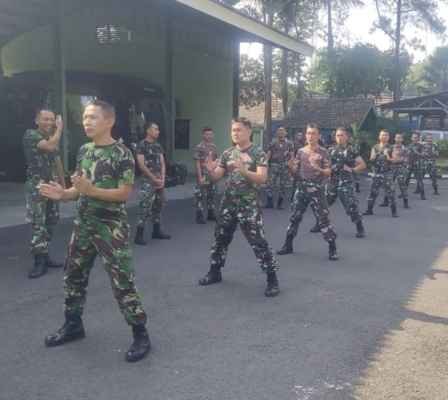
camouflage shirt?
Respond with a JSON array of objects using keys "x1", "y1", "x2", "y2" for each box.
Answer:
[
  {"x1": 408, "y1": 143, "x2": 424, "y2": 164},
  {"x1": 296, "y1": 146, "x2": 330, "y2": 184},
  {"x1": 422, "y1": 142, "x2": 439, "y2": 161},
  {"x1": 76, "y1": 142, "x2": 135, "y2": 217},
  {"x1": 391, "y1": 144, "x2": 409, "y2": 165},
  {"x1": 329, "y1": 144, "x2": 359, "y2": 183},
  {"x1": 268, "y1": 138, "x2": 294, "y2": 164},
  {"x1": 220, "y1": 145, "x2": 267, "y2": 199},
  {"x1": 371, "y1": 144, "x2": 393, "y2": 174},
  {"x1": 137, "y1": 139, "x2": 164, "y2": 180},
  {"x1": 23, "y1": 129, "x2": 58, "y2": 183},
  {"x1": 194, "y1": 141, "x2": 218, "y2": 183}
]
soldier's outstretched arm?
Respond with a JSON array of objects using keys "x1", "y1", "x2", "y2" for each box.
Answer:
[
  {"x1": 37, "y1": 116, "x2": 63, "y2": 153},
  {"x1": 39, "y1": 182, "x2": 78, "y2": 201},
  {"x1": 72, "y1": 174, "x2": 132, "y2": 203}
]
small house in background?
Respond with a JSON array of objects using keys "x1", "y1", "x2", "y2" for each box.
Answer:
[{"x1": 284, "y1": 97, "x2": 377, "y2": 144}]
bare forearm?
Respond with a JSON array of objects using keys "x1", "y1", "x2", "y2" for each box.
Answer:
[
  {"x1": 241, "y1": 170, "x2": 267, "y2": 185},
  {"x1": 61, "y1": 187, "x2": 79, "y2": 201},
  {"x1": 55, "y1": 158, "x2": 66, "y2": 188}
]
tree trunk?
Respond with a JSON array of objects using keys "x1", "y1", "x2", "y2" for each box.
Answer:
[
  {"x1": 393, "y1": 0, "x2": 402, "y2": 116},
  {"x1": 263, "y1": 5, "x2": 273, "y2": 149},
  {"x1": 281, "y1": 49, "x2": 289, "y2": 117},
  {"x1": 327, "y1": 0, "x2": 334, "y2": 52}
]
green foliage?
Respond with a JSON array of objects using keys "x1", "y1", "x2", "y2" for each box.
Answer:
[
  {"x1": 436, "y1": 139, "x2": 448, "y2": 159},
  {"x1": 239, "y1": 54, "x2": 265, "y2": 107},
  {"x1": 423, "y1": 46, "x2": 448, "y2": 93}
]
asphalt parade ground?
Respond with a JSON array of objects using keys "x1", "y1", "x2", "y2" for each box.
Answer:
[{"x1": 1, "y1": 179, "x2": 448, "y2": 400}]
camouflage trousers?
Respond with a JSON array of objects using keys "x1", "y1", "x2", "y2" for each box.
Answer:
[
  {"x1": 194, "y1": 183, "x2": 217, "y2": 216},
  {"x1": 327, "y1": 180, "x2": 362, "y2": 224},
  {"x1": 422, "y1": 160, "x2": 438, "y2": 191},
  {"x1": 64, "y1": 213, "x2": 147, "y2": 326},
  {"x1": 286, "y1": 181, "x2": 337, "y2": 242},
  {"x1": 406, "y1": 162, "x2": 424, "y2": 193},
  {"x1": 393, "y1": 165, "x2": 409, "y2": 199},
  {"x1": 210, "y1": 195, "x2": 279, "y2": 273},
  {"x1": 137, "y1": 181, "x2": 164, "y2": 227},
  {"x1": 25, "y1": 180, "x2": 59, "y2": 255},
  {"x1": 367, "y1": 172, "x2": 396, "y2": 206},
  {"x1": 266, "y1": 163, "x2": 291, "y2": 199}
]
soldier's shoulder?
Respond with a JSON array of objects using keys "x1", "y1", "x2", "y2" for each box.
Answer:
[
  {"x1": 113, "y1": 142, "x2": 133, "y2": 158},
  {"x1": 23, "y1": 129, "x2": 42, "y2": 142}
]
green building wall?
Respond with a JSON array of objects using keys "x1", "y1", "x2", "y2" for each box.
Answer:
[{"x1": 1, "y1": 1, "x2": 234, "y2": 172}]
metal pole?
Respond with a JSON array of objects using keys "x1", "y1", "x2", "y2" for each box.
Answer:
[
  {"x1": 164, "y1": 3, "x2": 175, "y2": 161},
  {"x1": 232, "y1": 40, "x2": 240, "y2": 119}
]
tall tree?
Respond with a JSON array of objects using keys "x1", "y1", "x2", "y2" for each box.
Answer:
[
  {"x1": 423, "y1": 46, "x2": 448, "y2": 92},
  {"x1": 374, "y1": 0, "x2": 446, "y2": 103}
]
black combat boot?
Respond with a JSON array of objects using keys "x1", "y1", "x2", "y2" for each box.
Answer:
[
  {"x1": 355, "y1": 182, "x2": 360, "y2": 193},
  {"x1": 45, "y1": 314, "x2": 85, "y2": 347},
  {"x1": 265, "y1": 195, "x2": 274, "y2": 209},
  {"x1": 363, "y1": 200, "x2": 374, "y2": 216},
  {"x1": 434, "y1": 186, "x2": 439, "y2": 195},
  {"x1": 379, "y1": 197, "x2": 389, "y2": 207},
  {"x1": 198, "y1": 266, "x2": 222, "y2": 286},
  {"x1": 45, "y1": 254, "x2": 63, "y2": 269},
  {"x1": 403, "y1": 198, "x2": 409, "y2": 209},
  {"x1": 207, "y1": 209, "x2": 216, "y2": 221},
  {"x1": 134, "y1": 226, "x2": 147, "y2": 245},
  {"x1": 391, "y1": 204, "x2": 398, "y2": 218},
  {"x1": 276, "y1": 235, "x2": 294, "y2": 255},
  {"x1": 196, "y1": 210, "x2": 206, "y2": 224},
  {"x1": 264, "y1": 272, "x2": 280, "y2": 297},
  {"x1": 277, "y1": 197, "x2": 284, "y2": 210},
  {"x1": 328, "y1": 240, "x2": 339, "y2": 261},
  {"x1": 28, "y1": 254, "x2": 48, "y2": 279},
  {"x1": 125, "y1": 325, "x2": 151, "y2": 363},
  {"x1": 355, "y1": 220, "x2": 365, "y2": 238},
  {"x1": 152, "y1": 223, "x2": 171, "y2": 239},
  {"x1": 310, "y1": 222, "x2": 320, "y2": 233}
]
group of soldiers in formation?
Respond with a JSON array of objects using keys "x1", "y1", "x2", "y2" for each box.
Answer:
[{"x1": 23, "y1": 100, "x2": 440, "y2": 363}]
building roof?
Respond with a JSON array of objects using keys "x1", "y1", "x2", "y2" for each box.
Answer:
[
  {"x1": 379, "y1": 91, "x2": 448, "y2": 116},
  {"x1": 0, "y1": 0, "x2": 313, "y2": 56},
  {"x1": 285, "y1": 97, "x2": 375, "y2": 130},
  {"x1": 239, "y1": 96, "x2": 284, "y2": 127}
]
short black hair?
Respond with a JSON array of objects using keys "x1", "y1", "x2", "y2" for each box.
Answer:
[
  {"x1": 35, "y1": 108, "x2": 55, "y2": 119},
  {"x1": 306, "y1": 122, "x2": 320, "y2": 131},
  {"x1": 86, "y1": 99, "x2": 116, "y2": 119},
  {"x1": 202, "y1": 126, "x2": 213, "y2": 133},
  {"x1": 143, "y1": 121, "x2": 159, "y2": 132},
  {"x1": 335, "y1": 126, "x2": 349, "y2": 134},
  {"x1": 232, "y1": 117, "x2": 252, "y2": 130}
]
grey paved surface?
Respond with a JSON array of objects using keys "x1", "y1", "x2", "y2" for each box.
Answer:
[{"x1": 0, "y1": 179, "x2": 447, "y2": 400}]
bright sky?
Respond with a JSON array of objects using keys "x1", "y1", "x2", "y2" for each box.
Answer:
[{"x1": 241, "y1": 2, "x2": 448, "y2": 63}]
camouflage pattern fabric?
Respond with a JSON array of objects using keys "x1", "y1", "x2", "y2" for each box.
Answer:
[
  {"x1": 392, "y1": 144, "x2": 410, "y2": 200},
  {"x1": 65, "y1": 141, "x2": 147, "y2": 326},
  {"x1": 194, "y1": 141, "x2": 218, "y2": 215},
  {"x1": 137, "y1": 183, "x2": 165, "y2": 226},
  {"x1": 265, "y1": 163, "x2": 292, "y2": 199},
  {"x1": 23, "y1": 129, "x2": 60, "y2": 255},
  {"x1": 210, "y1": 145, "x2": 279, "y2": 273},
  {"x1": 136, "y1": 139, "x2": 165, "y2": 227},
  {"x1": 406, "y1": 143, "x2": 424, "y2": 192},
  {"x1": 422, "y1": 142, "x2": 439, "y2": 191},
  {"x1": 327, "y1": 144, "x2": 362, "y2": 224},
  {"x1": 367, "y1": 144, "x2": 396, "y2": 206},
  {"x1": 287, "y1": 181, "x2": 337, "y2": 242}
]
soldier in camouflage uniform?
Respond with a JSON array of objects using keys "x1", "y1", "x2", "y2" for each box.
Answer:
[
  {"x1": 265, "y1": 126, "x2": 294, "y2": 209},
  {"x1": 422, "y1": 133, "x2": 439, "y2": 195},
  {"x1": 23, "y1": 109, "x2": 65, "y2": 279},
  {"x1": 392, "y1": 133, "x2": 411, "y2": 208},
  {"x1": 198, "y1": 118, "x2": 280, "y2": 298},
  {"x1": 277, "y1": 123, "x2": 339, "y2": 260},
  {"x1": 363, "y1": 130, "x2": 398, "y2": 217},
  {"x1": 326, "y1": 127, "x2": 366, "y2": 238},
  {"x1": 406, "y1": 132, "x2": 426, "y2": 200},
  {"x1": 40, "y1": 100, "x2": 150, "y2": 363},
  {"x1": 193, "y1": 127, "x2": 218, "y2": 224},
  {"x1": 134, "y1": 122, "x2": 171, "y2": 245}
]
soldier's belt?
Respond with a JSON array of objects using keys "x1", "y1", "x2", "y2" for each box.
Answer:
[{"x1": 80, "y1": 208, "x2": 122, "y2": 220}]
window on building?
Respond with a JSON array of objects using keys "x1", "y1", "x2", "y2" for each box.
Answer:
[
  {"x1": 96, "y1": 24, "x2": 133, "y2": 44},
  {"x1": 175, "y1": 119, "x2": 190, "y2": 150}
]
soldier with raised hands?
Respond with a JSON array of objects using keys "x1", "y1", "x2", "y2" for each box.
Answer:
[
  {"x1": 39, "y1": 100, "x2": 150, "y2": 363},
  {"x1": 406, "y1": 132, "x2": 425, "y2": 199},
  {"x1": 198, "y1": 117, "x2": 280, "y2": 298},
  {"x1": 277, "y1": 123, "x2": 338, "y2": 260},
  {"x1": 23, "y1": 108, "x2": 65, "y2": 279},
  {"x1": 422, "y1": 133, "x2": 440, "y2": 195}
]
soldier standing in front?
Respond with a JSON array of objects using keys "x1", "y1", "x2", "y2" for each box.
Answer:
[
  {"x1": 363, "y1": 129, "x2": 398, "y2": 217},
  {"x1": 277, "y1": 123, "x2": 339, "y2": 260},
  {"x1": 134, "y1": 122, "x2": 171, "y2": 245},
  {"x1": 193, "y1": 127, "x2": 218, "y2": 224},
  {"x1": 392, "y1": 133, "x2": 411, "y2": 208},
  {"x1": 406, "y1": 132, "x2": 425, "y2": 200},
  {"x1": 265, "y1": 126, "x2": 294, "y2": 209},
  {"x1": 198, "y1": 118, "x2": 280, "y2": 297},
  {"x1": 39, "y1": 100, "x2": 150, "y2": 363},
  {"x1": 23, "y1": 109, "x2": 65, "y2": 279}
]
